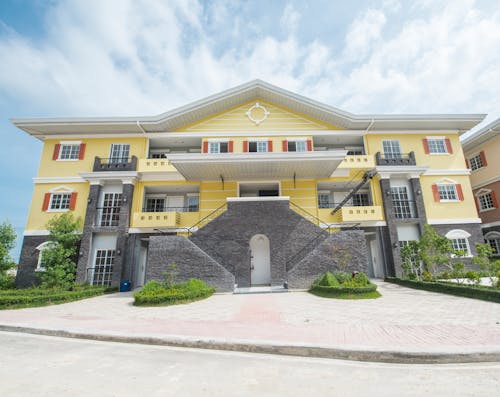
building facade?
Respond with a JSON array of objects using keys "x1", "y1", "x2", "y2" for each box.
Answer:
[
  {"x1": 14, "y1": 80, "x2": 485, "y2": 290},
  {"x1": 462, "y1": 118, "x2": 500, "y2": 258}
]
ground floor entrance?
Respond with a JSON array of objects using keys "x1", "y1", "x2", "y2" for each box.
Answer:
[{"x1": 250, "y1": 234, "x2": 271, "y2": 285}]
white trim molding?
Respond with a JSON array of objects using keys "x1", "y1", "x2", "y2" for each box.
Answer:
[
  {"x1": 423, "y1": 169, "x2": 471, "y2": 176},
  {"x1": 226, "y1": 196, "x2": 290, "y2": 202},
  {"x1": 33, "y1": 176, "x2": 86, "y2": 184},
  {"x1": 376, "y1": 166, "x2": 428, "y2": 179},
  {"x1": 481, "y1": 221, "x2": 500, "y2": 229},
  {"x1": 427, "y1": 218, "x2": 482, "y2": 225},
  {"x1": 23, "y1": 230, "x2": 50, "y2": 236}
]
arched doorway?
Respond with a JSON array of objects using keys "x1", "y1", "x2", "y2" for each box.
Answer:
[{"x1": 250, "y1": 234, "x2": 271, "y2": 285}]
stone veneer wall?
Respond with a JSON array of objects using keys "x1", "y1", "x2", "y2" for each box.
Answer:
[
  {"x1": 16, "y1": 235, "x2": 48, "y2": 287},
  {"x1": 287, "y1": 230, "x2": 369, "y2": 288},
  {"x1": 189, "y1": 199, "x2": 328, "y2": 288},
  {"x1": 146, "y1": 236, "x2": 235, "y2": 291}
]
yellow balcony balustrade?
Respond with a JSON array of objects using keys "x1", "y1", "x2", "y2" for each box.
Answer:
[
  {"x1": 138, "y1": 158, "x2": 178, "y2": 173},
  {"x1": 338, "y1": 155, "x2": 375, "y2": 169},
  {"x1": 132, "y1": 211, "x2": 181, "y2": 228},
  {"x1": 318, "y1": 206, "x2": 384, "y2": 224}
]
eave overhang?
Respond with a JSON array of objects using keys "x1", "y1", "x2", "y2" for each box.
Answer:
[
  {"x1": 461, "y1": 117, "x2": 500, "y2": 152},
  {"x1": 167, "y1": 151, "x2": 347, "y2": 181},
  {"x1": 11, "y1": 80, "x2": 486, "y2": 140}
]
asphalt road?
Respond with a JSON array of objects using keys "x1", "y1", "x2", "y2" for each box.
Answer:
[{"x1": 0, "y1": 331, "x2": 499, "y2": 397}]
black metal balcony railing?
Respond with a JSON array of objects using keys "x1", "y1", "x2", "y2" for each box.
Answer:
[
  {"x1": 375, "y1": 151, "x2": 416, "y2": 166},
  {"x1": 392, "y1": 200, "x2": 417, "y2": 219},
  {"x1": 142, "y1": 206, "x2": 199, "y2": 213},
  {"x1": 95, "y1": 207, "x2": 120, "y2": 227},
  {"x1": 318, "y1": 202, "x2": 371, "y2": 209},
  {"x1": 93, "y1": 156, "x2": 138, "y2": 171}
]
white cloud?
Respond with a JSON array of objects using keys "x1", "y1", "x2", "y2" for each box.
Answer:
[{"x1": 0, "y1": 0, "x2": 498, "y2": 126}]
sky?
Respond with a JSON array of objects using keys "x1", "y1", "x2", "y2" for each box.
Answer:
[{"x1": 0, "y1": 0, "x2": 500, "y2": 260}]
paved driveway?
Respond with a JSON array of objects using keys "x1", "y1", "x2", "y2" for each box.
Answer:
[{"x1": 0, "y1": 282, "x2": 498, "y2": 355}]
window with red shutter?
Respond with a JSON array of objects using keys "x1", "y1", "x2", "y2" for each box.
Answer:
[
  {"x1": 52, "y1": 144, "x2": 61, "y2": 160},
  {"x1": 282, "y1": 140, "x2": 288, "y2": 152},
  {"x1": 78, "y1": 143, "x2": 86, "y2": 160}
]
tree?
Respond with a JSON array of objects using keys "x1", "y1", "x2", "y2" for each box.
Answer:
[
  {"x1": 38, "y1": 213, "x2": 82, "y2": 289},
  {"x1": 418, "y1": 224, "x2": 455, "y2": 276},
  {"x1": 0, "y1": 221, "x2": 17, "y2": 289},
  {"x1": 400, "y1": 240, "x2": 421, "y2": 280}
]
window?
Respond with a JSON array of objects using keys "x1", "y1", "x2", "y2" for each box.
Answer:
[
  {"x1": 49, "y1": 193, "x2": 71, "y2": 210},
  {"x1": 391, "y1": 186, "x2": 415, "y2": 218},
  {"x1": 450, "y1": 238, "x2": 470, "y2": 256},
  {"x1": 382, "y1": 140, "x2": 402, "y2": 159},
  {"x1": 35, "y1": 242, "x2": 55, "y2": 272},
  {"x1": 59, "y1": 144, "x2": 80, "y2": 160},
  {"x1": 352, "y1": 193, "x2": 370, "y2": 206},
  {"x1": 187, "y1": 195, "x2": 199, "y2": 212},
  {"x1": 347, "y1": 149, "x2": 363, "y2": 155},
  {"x1": 98, "y1": 193, "x2": 122, "y2": 226},
  {"x1": 478, "y1": 192, "x2": 495, "y2": 211},
  {"x1": 427, "y1": 139, "x2": 447, "y2": 154},
  {"x1": 445, "y1": 230, "x2": 471, "y2": 257},
  {"x1": 487, "y1": 238, "x2": 500, "y2": 256},
  {"x1": 145, "y1": 198, "x2": 165, "y2": 212},
  {"x1": 208, "y1": 142, "x2": 228, "y2": 154},
  {"x1": 287, "y1": 141, "x2": 307, "y2": 152},
  {"x1": 318, "y1": 192, "x2": 332, "y2": 209},
  {"x1": 249, "y1": 141, "x2": 268, "y2": 153},
  {"x1": 92, "y1": 249, "x2": 115, "y2": 286},
  {"x1": 437, "y1": 184, "x2": 458, "y2": 201},
  {"x1": 109, "y1": 144, "x2": 130, "y2": 163},
  {"x1": 399, "y1": 240, "x2": 421, "y2": 270},
  {"x1": 151, "y1": 152, "x2": 168, "y2": 159},
  {"x1": 469, "y1": 154, "x2": 484, "y2": 171}
]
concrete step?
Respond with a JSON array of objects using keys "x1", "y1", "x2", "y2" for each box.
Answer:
[{"x1": 233, "y1": 285, "x2": 288, "y2": 294}]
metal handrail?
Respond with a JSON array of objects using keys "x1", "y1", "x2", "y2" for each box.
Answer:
[
  {"x1": 142, "y1": 206, "x2": 199, "y2": 213},
  {"x1": 318, "y1": 202, "x2": 372, "y2": 209},
  {"x1": 94, "y1": 207, "x2": 120, "y2": 227},
  {"x1": 289, "y1": 201, "x2": 331, "y2": 230},
  {"x1": 100, "y1": 157, "x2": 131, "y2": 163},
  {"x1": 186, "y1": 202, "x2": 228, "y2": 236},
  {"x1": 391, "y1": 199, "x2": 418, "y2": 219}
]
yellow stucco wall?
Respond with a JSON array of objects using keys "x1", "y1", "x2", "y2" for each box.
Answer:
[
  {"x1": 176, "y1": 100, "x2": 341, "y2": 132},
  {"x1": 465, "y1": 135, "x2": 500, "y2": 187},
  {"x1": 25, "y1": 183, "x2": 89, "y2": 231},
  {"x1": 365, "y1": 133, "x2": 467, "y2": 169},
  {"x1": 37, "y1": 137, "x2": 148, "y2": 177}
]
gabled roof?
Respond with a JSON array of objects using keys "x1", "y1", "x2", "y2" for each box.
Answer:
[
  {"x1": 461, "y1": 117, "x2": 500, "y2": 152},
  {"x1": 12, "y1": 79, "x2": 486, "y2": 140}
]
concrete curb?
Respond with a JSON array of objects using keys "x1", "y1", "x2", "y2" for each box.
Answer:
[{"x1": 1, "y1": 324, "x2": 499, "y2": 364}]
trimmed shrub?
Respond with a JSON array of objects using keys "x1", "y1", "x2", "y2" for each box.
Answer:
[
  {"x1": 332, "y1": 271, "x2": 350, "y2": 285},
  {"x1": 311, "y1": 283, "x2": 378, "y2": 295},
  {"x1": 385, "y1": 277, "x2": 500, "y2": 303},
  {"x1": 317, "y1": 272, "x2": 339, "y2": 287},
  {"x1": 134, "y1": 278, "x2": 215, "y2": 306},
  {"x1": 0, "y1": 285, "x2": 115, "y2": 309},
  {"x1": 353, "y1": 272, "x2": 370, "y2": 286}
]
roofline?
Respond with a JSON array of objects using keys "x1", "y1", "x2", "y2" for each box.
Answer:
[
  {"x1": 11, "y1": 79, "x2": 487, "y2": 137},
  {"x1": 461, "y1": 117, "x2": 500, "y2": 151}
]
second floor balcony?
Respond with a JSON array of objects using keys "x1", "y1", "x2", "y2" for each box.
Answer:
[
  {"x1": 375, "y1": 151, "x2": 416, "y2": 166},
  {"x1": 93, "y1": 156, "x2": 137, "y2": 172}
]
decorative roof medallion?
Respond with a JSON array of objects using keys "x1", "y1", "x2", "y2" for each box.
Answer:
[{"x1": 246, "y1": 102, "x2": 270, "y2": 125}]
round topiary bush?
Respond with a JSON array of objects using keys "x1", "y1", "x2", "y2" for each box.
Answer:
[{"x1": 310, "y1": 271, "x2": 380, "y2": 299}]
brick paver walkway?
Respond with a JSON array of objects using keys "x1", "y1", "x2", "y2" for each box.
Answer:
[{"x1": 0, "y1": 282, "x2": 498, "y2": 353}]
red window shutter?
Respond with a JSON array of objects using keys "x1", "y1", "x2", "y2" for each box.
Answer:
[
  {"x1": 474, "y1": 196, "x2": 480, "y2": 212},
  {"x1": 69, "y1": 192, "x2": 78, "y2": 210},
  {"x1": 432, "y1": 184, "x2": 440, "y2": 202},
  {"x1": 42, "y1": 193, "x2": 51, "y2": 211},
  {"x1": 479, "y1": 151, "x2": 487, "y2": 166},
  {"x1": 456, "y1": 184, "x2": 464, "y2": 201},
  {"x1": 445, "y1": 138, "x2": 453, "y2": 154},
  {"x1": 228, "y1": 140, "x2": 233, "y2": 153},
  {"x1": 306, "y1": 140, "x2": 312, "y2": 151},
  {"x1": 267, "y1": 140, "x2": 273, "y2": 152},
  {"x1": 422, "y1": 139, "x2": 430, "y2": 154},
  {"x1": 202, "y1": 141, "x2": 209, "y2": 153},
  {"x1": 465, "y1": 158, "x2": 470, "y2": 168},
  {"x1": 282, "y1": 140, "x2": 288, "y2": 152},
  {"x1": 52, "y1": 144, "x2": 61, "y2": 160},
  {"x1": 78, "y1": 143, "x2": 86, "y2": 160},
  {"x1": 491, "y1": 191, "x2": 498, "y2": 208},
  {"x1": 243, "y1": 140, "x2": 248, "y2": 152}
]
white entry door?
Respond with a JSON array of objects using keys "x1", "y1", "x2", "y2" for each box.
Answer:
[{"x1": 250, "y1": 234, "x2": 271, "y2": 285}]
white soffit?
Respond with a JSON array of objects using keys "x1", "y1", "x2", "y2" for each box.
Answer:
[
  {"x1": 12, "y1": 80, "x2": 486, "y2": 139},
  {"x1": 168, "y1": 152, "x2": 347, "y2": 181}
]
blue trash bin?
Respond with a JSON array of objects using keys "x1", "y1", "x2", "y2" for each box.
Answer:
[{"x1": 120, "y1": 280, "x2": 131, "y2": 292}]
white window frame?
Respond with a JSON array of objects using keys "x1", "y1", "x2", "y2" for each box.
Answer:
[
  {"x1": 91, "y1": 249, "x2": 115, "y2": 286},
  {"x1": 109, "y1": 144, "x2": 130, "y2": 163},
  {"x1": 58, "y1": 142, "x2": 81, "y2": 161},
  {"x1": 35, "y1": 241, "x2": 56, "y2": 272},
  {"x1": 287, "y1": 139, "x2": 307, "y2": 152},
  {"x1": 48, "y1": 192, "x2": 72, "y2": 212},
  {"x1": 445, "y1": 229, "x2": 472, "y2": 257},
  {"x1": 437, "y1": 184, "x2": 459, "y2": 202},
  {"x1": 427, "y1": 137, "x2": 448, "y2": 155},
  {"x1": 469, "y1": 153, "x2": 483, "y2": 171},
  {"x1": 248, "y1": 139, "x2": 268, "y2": 153},
  {"x1": 477, "y1": 191, "x2": 495, "y2": 212},
  {"x1": 317, "y1": 191, "x2": 332, "y2": 209},
  {"x1": 186, "y1": 193, "x2": 200, "y2": 212},
  {"x1": 485, "y1": 232, "x2": 500, "y2": 256},
  {"x1": 382, "y1": 140, "x2": 402, "y2": 159},
  {"x1": 208, "y1": 141, "x2": 229, "y2": 154}
]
